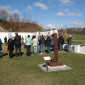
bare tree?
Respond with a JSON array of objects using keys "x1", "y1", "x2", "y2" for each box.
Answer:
[
  {"x1": 0, "y1": 8, "x2": 9, "y2": 21},
  {"x1": 12, "y1": 12, "x2": 20, "y2": 31}
]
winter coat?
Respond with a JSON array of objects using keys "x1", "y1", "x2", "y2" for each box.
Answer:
[
  {"x1": 32, "y1": 38, "x2": 38, "y2": 46},
  {"x1": 14, "y1": 35, "x2": 21, "y2": 47},
  {"x1": 39, "y1": 37, "x2": 45, "y2": 45},
  {"x1": 67, "y1": 37, "x2": 72, "y2": 45},
  {"x1": 46, "y1": 36, "x2": 51, "y2": 46},
  {"x1": 25, "y1": 38, "x2": 31, "y2": 46},
  {"x1": 8, "y1": 38, "x2": 14, "y2": 51},
  {"x1": 59, "y1": 36, "x2": 64, "y2": 44}
]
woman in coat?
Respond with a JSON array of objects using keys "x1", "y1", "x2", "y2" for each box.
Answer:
[{"x1": 8, "y1": 36, "x2": 14, "y2": 58}]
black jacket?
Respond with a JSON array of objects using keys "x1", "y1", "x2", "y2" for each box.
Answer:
[
  {"x1": 14, "y1": 35, "x2": 21, "y2": 47},
  {"x1": 46, "y1": 36, "x2": 51, "y2": 46},
  {"x1": 67, "y1": 37, "x2": 72, "y2": 45},
  {"x1": 8, "y1": 38, "x2": 14, "y2": 51},
  {"x1": 39, "y1": 37, "x2": 45, "y2": 45},
  {"x1": 59, "y1": 36, "x2": 64, "y2": 44}
]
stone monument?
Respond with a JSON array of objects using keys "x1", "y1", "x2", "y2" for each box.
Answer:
[
  {"x1": 48, "y1": 33, "x2": 63, "y2": 67},
  {"x1": 38, "y1": 33, "x2": 72, "y2": 72}
]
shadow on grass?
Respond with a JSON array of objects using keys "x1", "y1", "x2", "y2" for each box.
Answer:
[
  {"x1": 1, "y1": 53, "x2": 8, "y2": 58},
  {"x1": 14, "y1": 52, "x2": 24, "y2": 57}
]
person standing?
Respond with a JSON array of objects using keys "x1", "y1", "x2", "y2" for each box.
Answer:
[
  {"x1": 0, "y1": 38, "x2": 2, "y2": 58},
  {"x1": 4, "y1": 36, "x2": 7, "y2": 45},
  {"x1": 67, "y1": 35, "x2": 72, "y2": 52},
  {"x1": 32, "y1": 36, "x2": 38, "y2": 55},
  {"x1": 58, "y1": 34, "x2": 64, "y2": 51},
  {"x1": 8, "y1": 36, "x2": 14, "y2": 58},
  {"x1": 46, "y1": 35, "x2": 51, "y2": 53},
  {"x1": 51, "y1": 34, "x2": 54, "y2": 51},
  {"x1": 25, "y1": 35, "x2": 32, "y2": 56},
  {"x1": 39, "y1": 35, "x2": 45, "y2": 55},
  {"x1": 14, "y1": 33, "x2": 21, "y2": 57}
]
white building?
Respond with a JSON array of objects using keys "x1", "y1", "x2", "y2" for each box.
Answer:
[{"x1": 0, "y1": 29, "x2": 58, "y2": 43}]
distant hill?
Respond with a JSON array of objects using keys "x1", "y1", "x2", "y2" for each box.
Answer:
[{"x1": 0, "y1": 19, "x2": 44, "y2": 32}]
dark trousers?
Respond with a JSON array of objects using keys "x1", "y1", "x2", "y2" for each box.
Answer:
[
  {"x1": 0, "y1": 51, "x2": 1, "y2": 58},
  {"x1": 26, "y1": 45, "x2": 31, "y2": 56},
  {"x1": 15, "y1": 46, "x2": 21, "y2": 56},
  {"x1": 9, "y1": 50, "x2": 13, "y2": 58}
]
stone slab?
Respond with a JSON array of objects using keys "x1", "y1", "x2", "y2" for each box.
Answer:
[
  {"x1": 2, "y1": 59, "x2": 9, "y2": 61},
  {"x1": 38, "y1": 63, "x2": 72, "y2": 72}
]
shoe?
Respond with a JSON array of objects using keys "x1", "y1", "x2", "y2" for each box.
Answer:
[{"x1": 40, "y1": 53, "x2": 42, "y2": 55}]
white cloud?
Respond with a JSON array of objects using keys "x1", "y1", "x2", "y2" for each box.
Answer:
[
  {"x1": 13, "y1": 10, "x2": 19, "y2": 14},
  {"x1": 0, "y1": 6, "x2": 12, "y2": 15},
  {"x1": 67, "y1": 12, "x2": 82, "y2": 17},
  {"x1": 56, "y1": 12, "x2": 82, "y2": 17},
  {"x1": 59, "y1": 0, "x2": 73, "y2": 6},
  {"x1": 71, "y1": 21, "x2": 83, "y2": 27},
  {"x1": 34, "y1": 2, "x2": 48, "y2": 10},
  {"x1": 76, "y1": 14, "x2": 82, "y2": 17},
  {"x1": 27, "y1": 6, "x2": 33, "y2": 11},
  {"x1": 44, "y1": 24, "x2": 64, "y2": 29},
  {"x1": 0, "y1": 5, "x2": 11, "y2": 10},
  {"x1": 56, "y1": 12, "x2": 65, "y2": 16},
  {"x1": 67, "y1": 12, "x2": 76, "y2": 16},
  {"x1": 65, "y1": 8, "x2": 69, "y2": 12},
  {"x1": 55, "y1": 24, "x2": 64, "y2": 28},
  {"x1": 45, "y1": 24, "x2": 56, "y2": 29}
]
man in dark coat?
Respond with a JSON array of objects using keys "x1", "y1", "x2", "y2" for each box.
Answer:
[
  {"x1": 14, "y1": 33, "x2": 21, "y2": 56},
  {"x1": 8, "y1": 36, "x2": 14, "y2": 58},
  {"x1": 58, "y1": 34, "x2": 64, "y2": 51},
  {"x1": 46, "y1": 35, "x2": 51, "y2": 53},
  {"x1": 4, "y1": 36, "x2": 7, "y2": 45}
]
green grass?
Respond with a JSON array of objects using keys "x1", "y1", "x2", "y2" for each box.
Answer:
[
  {"x1": 64, "y1": 34, "x2": 85, "y2": 44},
  {"x1": 0, "y1": 44, "x2": 85, "y2": 85},
  {"x1": 71, "y1": 34, "x2": 85, "y2": 40}
]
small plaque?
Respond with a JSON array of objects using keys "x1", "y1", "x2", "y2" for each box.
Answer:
[{"x1": 44, "y1": 56, "x2": 51, "y2": 61}]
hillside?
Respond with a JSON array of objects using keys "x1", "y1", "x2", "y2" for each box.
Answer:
[{"x1": 0, "y1": 19, "x2": 44, "y2": 32}]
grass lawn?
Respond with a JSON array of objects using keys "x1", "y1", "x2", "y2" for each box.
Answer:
[
  {"x1": 0, "y1": 44, "x2": 85, "y2": 85},
  {"x1": 64, "y1": 34, "x2": 85, "y2": 44}
]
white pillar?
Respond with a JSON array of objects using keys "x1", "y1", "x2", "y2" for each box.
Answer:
[
  {"x1": 54, "y1": 29, "x2": 58, "y2": 33},
  {"x1": 50, "y1": 29, "x2": 53, "y2": 35},
  {"x1": 36, "y1": 31, "x2": 39, "y2": 38}
]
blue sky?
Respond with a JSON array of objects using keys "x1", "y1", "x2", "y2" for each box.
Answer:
[{"x1": 0, "y1": 0, "x2": 85, "y2": 29}]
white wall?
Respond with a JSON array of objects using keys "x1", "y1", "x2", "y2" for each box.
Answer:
[
  {"x1": 63, "y1": 44, "x2": 85, "y2": 54},
  {"x1": 0, "y1": 29, "x2": 58, "y2": 43}
]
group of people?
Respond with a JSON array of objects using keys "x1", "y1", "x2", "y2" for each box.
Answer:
[
  {"x1": 58, "y1": 34, "x2": 72, "y2": 52},
  {"x1": 0, "y1": 33, "x2": 72, "y2": 58}
]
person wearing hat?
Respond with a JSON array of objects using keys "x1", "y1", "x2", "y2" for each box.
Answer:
[{"x1": 67, "y1": 35, "x2": 72, "y2": 52}]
